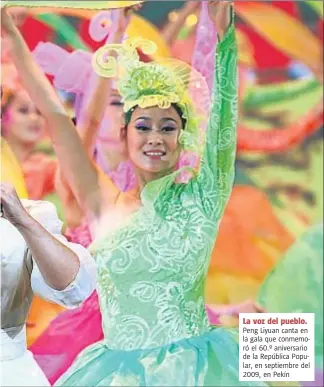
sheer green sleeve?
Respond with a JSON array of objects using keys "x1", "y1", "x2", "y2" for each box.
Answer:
[{"x1": 194, "y1": 13, "x2": 238, "y2": 222}]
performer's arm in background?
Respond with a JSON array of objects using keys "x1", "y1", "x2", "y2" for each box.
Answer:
[
  {"x1": 55, "y1": 8, "x2": 134, "y2": 220},
  {"x1": 1, "y1": 9, "x2": 119, "y2": 217}
]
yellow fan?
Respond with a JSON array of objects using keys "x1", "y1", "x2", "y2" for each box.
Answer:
[
  {"x1": 2, "y1": 1, "x2": 144, "y2": 9},
  {"x1": 126, "y1": 14, "x2": 170, "y2": 58}
]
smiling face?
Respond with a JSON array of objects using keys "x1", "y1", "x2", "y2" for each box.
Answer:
[
  {"x1": 2, "y1": 90, "x2": 45, "y2": 146},
  {"x1": 124, "y1": 105, "x2": 183, "y2": 178}
]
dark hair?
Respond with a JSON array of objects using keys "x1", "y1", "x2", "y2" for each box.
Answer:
[
  {"x1": 124, "y1": 103, "x2": 186, "y2": 129},
  {"x1": 1, "y1": 88, "x2": 16, "y2": 118}
]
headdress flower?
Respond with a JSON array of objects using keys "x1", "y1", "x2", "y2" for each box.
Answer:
[{"x1": 92, "y1": 38, "x2": 210, "y2": 153}]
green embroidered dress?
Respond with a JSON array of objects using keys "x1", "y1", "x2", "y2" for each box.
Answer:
[{"x1": 56, "y1": 23, "x2": 264, "y2": 387}]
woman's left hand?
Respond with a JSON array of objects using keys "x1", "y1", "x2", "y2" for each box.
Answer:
[
  {"x1": 207, "y1": 1, "x2": 232, "y2": 40},
  {"x1": 0, "y1": 183, "x2": 30, "y2": 227}
]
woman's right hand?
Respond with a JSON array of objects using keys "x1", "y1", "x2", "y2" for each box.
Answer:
[
  {"x1": 10, "y1": 7, "x2": 28, "y2": 27},
  {"x1": 1, "y1": 7, "x2": 27, "y2": 33},
  {"x1": 0, "y1": 182, "x2": 31, "y2": 228},
  {"x1": 1, "y1": 8, "x2": 14, "y2": 35}
]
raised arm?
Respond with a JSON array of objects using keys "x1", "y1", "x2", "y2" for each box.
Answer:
[
  {"x1": 53, "y1": 7, "x2": 138, "y2": 221},
  {"x1": 1, "y1": 184, "x2": 96, "y2": 308},
  {"x1": 1, "y1": 9, "x2": 118, "y2": 216},
  {"x1": 72, "y1": 5, "x2": 132, "y2": 156},
  {"x1": 54, "y1": 56, "x2": 119, "y2": 227},
  {"x1": 77, "y1": 75, "x2": 112, "y2": 154},
  {"x1": 76, "y1": 5, "x2": 139, "y2": 154},
  {"x1": 196, "y1": 3, "x2": 238, "y2": 221},
  {"x1": 26, "y1": 199, "x2": 96, "y2": 308},
  {"x1": 54, "y1": 30, "x2": 124, "y2": 227}
]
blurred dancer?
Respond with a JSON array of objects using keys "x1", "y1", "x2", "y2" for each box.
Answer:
[{"x1": 1, "y1": 87, "x2": 57, "y2": 200}]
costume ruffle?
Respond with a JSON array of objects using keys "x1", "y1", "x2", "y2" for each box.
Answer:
[{"x1": 56, "y1": 328, "x2": 265, "y2": 387}]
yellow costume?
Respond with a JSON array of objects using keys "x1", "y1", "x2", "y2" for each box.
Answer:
[{"x1": 1, "y1": 138, "x2": 28, "y2": 198}]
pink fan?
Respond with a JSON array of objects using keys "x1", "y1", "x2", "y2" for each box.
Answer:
[{"x1": 33, "y1": 43, "x2": 92, "y2": 94}]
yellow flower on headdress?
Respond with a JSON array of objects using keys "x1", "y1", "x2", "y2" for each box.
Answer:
[
  {"x1": 92, "y1": 38, "x2": 210, "y2": 154},
  {"x1": 119, "y1": 62, "x2": 181, "y2": 112}
]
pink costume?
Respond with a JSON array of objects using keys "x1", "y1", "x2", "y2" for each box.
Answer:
[{"x1": 1, "y1": 60, "x2": 57, "y2": 201}]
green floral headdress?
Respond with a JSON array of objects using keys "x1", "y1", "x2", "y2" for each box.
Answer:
[{"x1": 92, "y1": 38, "x2": 211, "y2": 154}]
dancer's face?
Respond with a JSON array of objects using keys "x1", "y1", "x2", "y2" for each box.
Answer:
[
  {"x1": 2, "y1": 90, "x2": 45, "y2": 146},
  {"x1": 125, "y1": 106, "x2": 182, "y2": 176},
  {"x1": 105, "y1": 89, "x2": 125, "y2": 136},
  {"x1": 97, "y1": 89, "x2": 127, "y2": 156}
]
